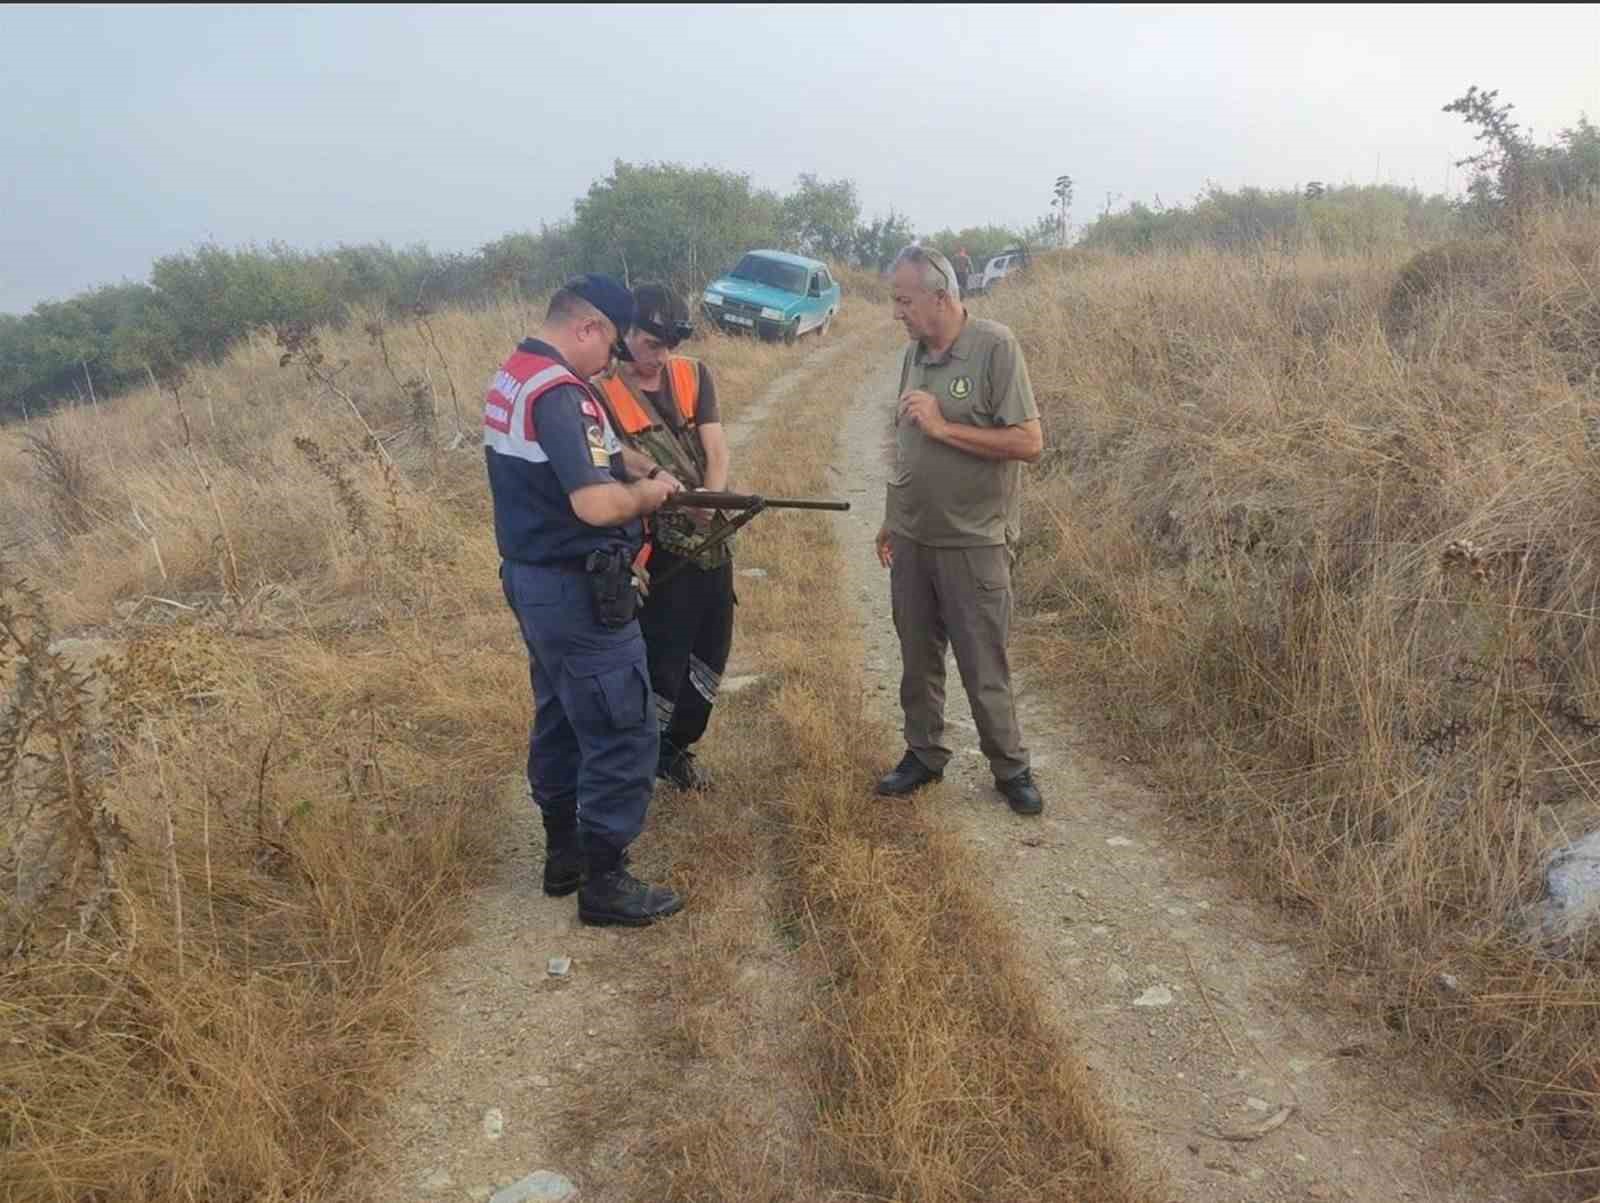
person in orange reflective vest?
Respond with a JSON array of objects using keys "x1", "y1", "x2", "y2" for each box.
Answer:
[{"x1": 591, "y1": 284, "x2": 733, "y2": 792}]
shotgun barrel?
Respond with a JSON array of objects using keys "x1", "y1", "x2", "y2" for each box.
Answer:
[{"x1": 660, "y1": 490, "x2": 850, "y2": 512}]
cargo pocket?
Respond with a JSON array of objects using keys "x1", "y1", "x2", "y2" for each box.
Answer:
[
  {"x1": 565, "y1": 646, "x2": 651, "y2": 730},
  {"x1": 962, "y1": 546, "x2": 1014, "y2": 638},
  {"x1": 963, "y1": 546, "x2": 1012, "y2": 593}
]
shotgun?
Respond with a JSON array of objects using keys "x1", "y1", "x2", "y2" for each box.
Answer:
[{"x1": 646, "y1": 490, "x2": 851, "y2": 588}]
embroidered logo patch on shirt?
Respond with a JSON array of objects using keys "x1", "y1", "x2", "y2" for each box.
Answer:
[
  {"x1": 949, "y1": 375, "x2": 973, "y2": 400},
  {"x1": 583, "y1": 422, "x2": 608, "y2": 466}
]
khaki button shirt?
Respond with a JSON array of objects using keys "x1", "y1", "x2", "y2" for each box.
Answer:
[{"x1": 885, "y1": 315, "x2": 1040, "y2": 547}]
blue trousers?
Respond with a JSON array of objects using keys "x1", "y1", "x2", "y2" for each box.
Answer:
[{"x1": 500, "y1": 560, "x2": 656, "y2": 854}]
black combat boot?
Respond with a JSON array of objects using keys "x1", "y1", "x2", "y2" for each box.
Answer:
[
  {"x1": 541, "y1": 821, "x2": 583, "y2": 897},
  {"x1": 657, "y1": 744, "x2": 712, "y2": 791},
  {"x1": 996, "y1": 769, "x2": 1044, "y2": 816},
  {"x1": 874, "y1": 750, "x2": 943, "y2": 797},
  {"x1": 578, "y1": 841, "x2": 684, "y2": 927}
]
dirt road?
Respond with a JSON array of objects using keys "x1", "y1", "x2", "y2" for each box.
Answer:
[
  {"x1": 356, "y1": 330, "x2": 874, "y2": 1203},
  {"x1": 360, "y1": 327, "x2": 1529, "y2": 1203},
  {"x1": 835, "y1": 347, "x2": 1526, "y2": 1203}
]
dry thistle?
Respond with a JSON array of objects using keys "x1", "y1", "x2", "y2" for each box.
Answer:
[
  {"x1": 0, "y1": 563, "x2": 128, "y2": 956},
  {"x1": 274, "y1": 320, "x2": 395, "y2": 465},
  {"x1": 19, "y1": 423, "x2": 101, "y2": 538},
  {"x1": 293, "y1": 435, "x2": 370, "y2": 538},
  {"x1": 365, "y1": 317, "x2": 435, "y2": 442}
]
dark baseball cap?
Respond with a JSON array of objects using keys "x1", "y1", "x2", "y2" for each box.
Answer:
[
  {"x1": 633, "y1": 284, "x2": 693, "y2": 347},
  {"x1": 563, "y1": 273, "x2": 634, "y2": 362},
  {"x1": 564, "y1": 273, "x2": 634, "y2": 335}
]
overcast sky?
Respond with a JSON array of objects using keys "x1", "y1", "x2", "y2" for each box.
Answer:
[{"x1": 2, "y1": 3, "x2": 1596, "y2": 315}]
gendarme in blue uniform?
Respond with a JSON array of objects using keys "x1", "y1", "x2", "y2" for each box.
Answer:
[{"x1": 485, "y1": 336, "x2": 656, "y2": 859}]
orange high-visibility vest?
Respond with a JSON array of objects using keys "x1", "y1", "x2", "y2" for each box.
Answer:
[{"x1": 596, "y1": 357, "x2": 700, "y2": 434}]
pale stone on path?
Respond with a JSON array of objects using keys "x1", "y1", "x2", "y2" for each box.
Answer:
[
  {"x1": 1536, "y1": 828, "x2": 1600, "y2": 939},
  {"x1": 482, "y1": 1107, "x2": 504, "y2": 1141},
  {"x1": 489, "y1": 1171, "x2": 579, "y2": 1203},
  {"x1": 1133, "y1": 985, "x2": 1174, "y2": 1008},
  {"x1": 419, "y1": 1166, "x2": 454, "y2": 1193},
  {"x1": 1106, "y1": 836, "x2": 1135, "y2": 848},
  {"x1": 546, "y1": 956, "x2": 571, "y2": 978}
]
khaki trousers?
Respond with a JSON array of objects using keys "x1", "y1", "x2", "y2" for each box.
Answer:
[{"x1": 889, "y1": 534, "x2": 1029, "y2": 781}]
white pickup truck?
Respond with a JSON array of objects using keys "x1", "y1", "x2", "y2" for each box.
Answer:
[{"x1": 971, "y1": 248, "x2": 1030, "y2": 295}]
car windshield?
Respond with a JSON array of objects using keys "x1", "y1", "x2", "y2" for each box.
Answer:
[{"x1": 727, "y1": 254, "x2": 808, "y2": 294}]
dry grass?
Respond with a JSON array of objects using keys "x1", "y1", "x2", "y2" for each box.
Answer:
[
  {"x1": 984, "y1": 203, "x2": 1600, "y2": 1194},
  {"x1": 0, "y1": 295, "x2": 841, "y2": 1202},
  {"x1": 830, "y1": 261, "x2": 897, "y2": 307},
  {"x1": 554, "y1": 314, "x2": 1157, "y2": 1201}
]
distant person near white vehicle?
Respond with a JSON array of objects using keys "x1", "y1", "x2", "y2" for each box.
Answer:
[{"x1": 952, "y1": 247, "x2": 973, "y2": 294}]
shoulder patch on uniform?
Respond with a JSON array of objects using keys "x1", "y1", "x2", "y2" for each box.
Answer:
[{"x1": 949, "y1": 375, "x2": 973, "y2": 400}]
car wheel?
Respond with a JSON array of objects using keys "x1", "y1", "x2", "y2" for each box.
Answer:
[
  {"x1": 783, "y1": 322, "x2": 798, "y2": 346},
  {"x1": 817, "y1": 310, "x2": 833, "y2": 339}
]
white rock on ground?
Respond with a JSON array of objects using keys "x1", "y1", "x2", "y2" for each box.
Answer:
[
  {"x1": 1133, "y1": 985, "x2": 1175, "y2": 1008},
  {"x1": 489, "y1": 1171, "x2": 579, "y2": 1203},
  {"x1": 481, "y1": 1107, "x2": 504, "y2": 1141},
  {"x1": 1535, "y1": 829, "x2": 1600, "y2": 939}
]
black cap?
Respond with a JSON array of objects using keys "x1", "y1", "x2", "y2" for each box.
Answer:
[
  {"x1": 563, "y1": 273, "x2": 634, "y2": 363},
  {"x1": 633, "y1": 284, "x2": 693, "y2": 346},
  {"x1": 563, "y1": 273, "x2": 634, "y2": 335}
]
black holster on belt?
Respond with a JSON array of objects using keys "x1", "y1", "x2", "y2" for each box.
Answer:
[{"x1": 585, "y1": 547, "x2": 640, "y2": 629}]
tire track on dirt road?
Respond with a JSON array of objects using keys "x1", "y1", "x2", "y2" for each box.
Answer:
[
  {"x1": 837, "y1": 349, "x2": 1529, "y2": 1203},
  {"x1": 354, "y1": 324, "x2": 880, "y2": 1203}
]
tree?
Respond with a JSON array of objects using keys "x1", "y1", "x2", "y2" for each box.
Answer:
[
  {"x1": 1051, "y1": 174, "x2": 1074, "y2": 247},
  {"x1": 1445, "y1": 87, "x2": 1600, "y2": 228},
  {"x1": 573, "y1": 161, "x2": 781, "y2": 291},
  {"x1": 926, "y1": 225, "x2": 1024, "y2": 265},
  {"x1": 852, "y1": 209, "x2": 916, "y2": 273},
  {"x1": 1537, "y1": 114, "x2": 1600, "y2": 202},
  {"x1": 1444, "y1": 86, "x2": 1534, "y2": 225},
  {"x1": 478, "y1": 225, "x2": 581, "y2": 299},
  {"x1": 1021, "y1": 212, "x2": 1059, "y2": 247},
  {"x1": 1077, "y1": 182, "x2": 1454, "y2": 254},
  {"x1": 779, "y1": 173, "x2": 861, "y2": 261}
]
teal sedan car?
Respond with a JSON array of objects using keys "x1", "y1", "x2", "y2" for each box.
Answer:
[{"x1": 701, "y1": 250, "x2": 841, "y2": 343}]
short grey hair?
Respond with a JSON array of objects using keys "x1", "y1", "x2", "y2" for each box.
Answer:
[{"x1": 892, "y1": 244, "x2": 961, "y2": 301}]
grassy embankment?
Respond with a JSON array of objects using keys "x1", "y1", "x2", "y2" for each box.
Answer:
[
  {"x1": 989, "y1": 205, "x2": 1600, "y2": 1193},
  {"x1": 0, "y1": 294, "x2": 831, "y2": 1201}
]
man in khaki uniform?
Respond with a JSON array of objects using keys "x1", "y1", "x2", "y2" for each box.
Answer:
[{"x1": 873, "y1": 244, "x2": 1046, "y2": 815}]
